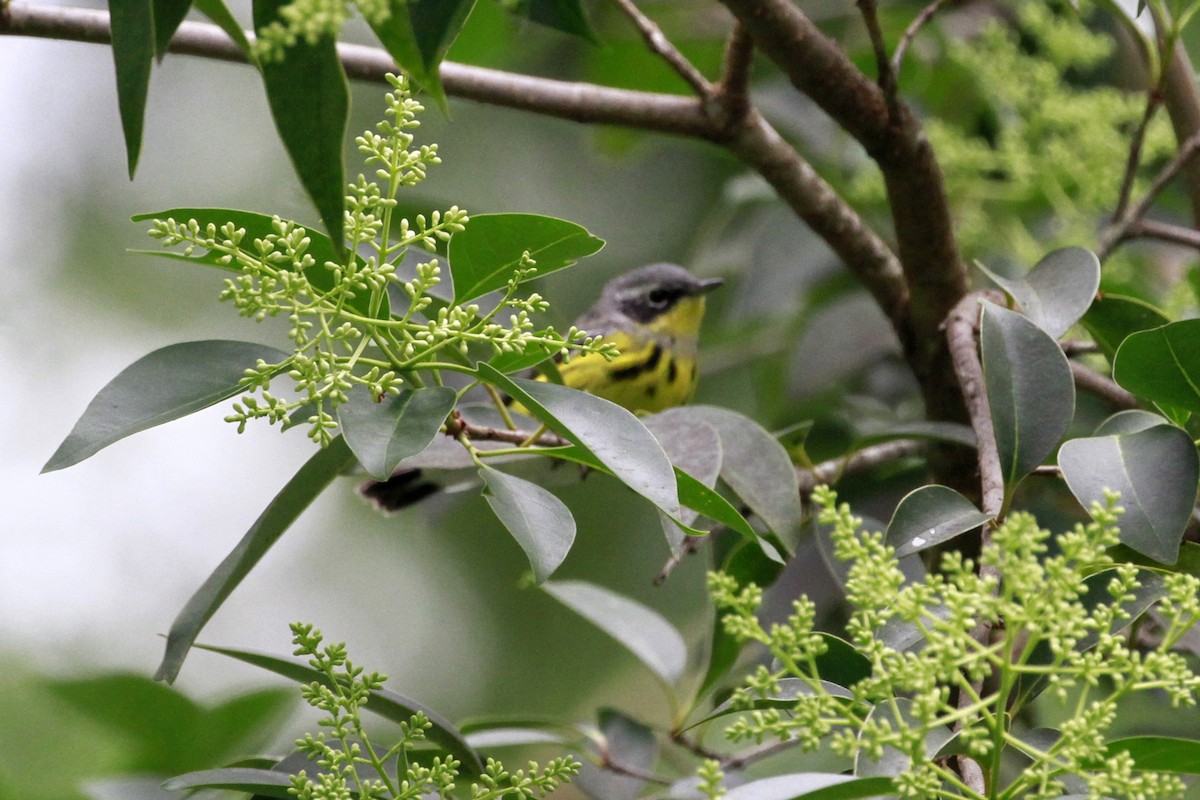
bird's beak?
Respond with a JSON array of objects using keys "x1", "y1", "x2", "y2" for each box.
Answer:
[{"x1": 697, "y1": 277, "x2": 725, "y2": 294}]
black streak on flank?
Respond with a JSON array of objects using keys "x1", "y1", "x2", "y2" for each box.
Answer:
[
  {"x1": 666, "y1": 358, "x2": 678, "y2": 385},
  {"x1": 611, "y1": 343, "x2": 663, "y2": 381}
]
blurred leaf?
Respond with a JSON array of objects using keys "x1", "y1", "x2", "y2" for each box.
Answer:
[
  {"x1": 722, "y1": 774, "x2": 895, "y2": 800},
  {"x1": 152, "y1": 0, "x2": 193, "y2": 59},
  {"x1": 338, "y1": 386, "x2": 456, "y2": 480},
  {"x1": 854, "y1": 420, "x2": 976, "y2": 449},
  {"x1": 1102, "y1": 736, "x2": 1200, "y2": 772},
  {"x1": 194, "y1": 641, "x2": 484, "y2": 772},
  {"x1": 155, "y1": 436, "x2": 354, "y2": 684},
  {"x1": 43, "y1": 340, "x2": 290, "y2": 472},
  {"x1": 1114, "y1": 320, "x2": 1200, "y2": 412},
  {"x1": 679, "y1": 406, "x2": 804, "y2": 551},
  {"x1": 464, "y1": 725, "x2": 574, "y2": 749},
  {"x1": 480, "y1": 464, "x2": 576, "y2": 583},
  {"x1": 977, "y1": 246, "x2": 1100, "y2": 339},
  {"x1": 981, "y1": 302, "x2": 1075, "y2": 490},
  {"x1": 369, "y1": 0, "x2": 475, "y2": 111},
  {"x1": 1059, "y1": 423, "x2": 1198, "y2": 564},
  {"x1": 478, "y1": 365, "x2": 680, "y2": 517},
  {"x1": 108, "y1": 0, "x2": 155, "y2": 177},
  {"x1": 543, "y1": 580, "x2": 687, "y2": 687},
  {"x1": 575, "y1": 710, "x2": 657, "y2": 800},
  {"x1": 1081, "y1": 293, "x2": 1170, "y2": 363},
  {"x1": 194, "y1": 0, "x2": 256, "y2": 61},
  {"x1": 886, "y1": 485, "x2": 991, "y2": 558},
  {"x1": 505, "y1": 0, "x2": 598, "y2": 42},
  {"x1": 163, "y1": 768, "x2": 292, "y2": 797},
  {"x1": 131, "y1": 208, "x2": 386, "y2": 317},
  {"x1": 1094, "y1": 409, "x2": 1171, "y2": 435},
  {"x1": 448, "y1": 213, "x2": 604, "y2": 303},
  {"x1": 253, "y1": 0, "x2": 348, "y2": 252}
]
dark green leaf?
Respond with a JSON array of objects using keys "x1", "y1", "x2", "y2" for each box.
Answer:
[
  {"x1": 1081, "y1": 293, "x2": 1171, "y2": 363},
  {"x1": 677, "y1": 406, "x2": 803, "y2": 551},
  {"x1": 487, "y1": 342, "x2": 558, "y2": 374},
  {"x1": 1059, "y1": 423, "x2": 1198, "y2": 564},
  {"x1": 981, "y1": 302, "x2": 1075, "y2": 490},
  {"x1": 163, "y1": 768, "x2": 292, "y2": 797},
  {"x1": 977, "y1": 247, "x2": 1100, "y2": 339},
  {"x1": 575, "y1": 710, "x2": 657, "y2": 800},
  {"x1": 43, "y1": 340, "x2": 290, "y2": 472},
  {"x1": 722, "y1": 774, "x2": 895, "y2": 800},
  {"x1": 337, "y1": 386, "x2": 456, "y2": 480},
  {"x1": 253, "y1": 0, "x2": 348, "y2": 252},
  {"x1": 155, "y1": 437, "x2": 354, "y2": 683},
  {"x1": 152, "y1": 0, "x2": 193, "y2": 59},
  {"x1": 812, "y1": 633, "x2": 872, "y2": 688},
  {"x1": 480, "y1": 465, "x2": 575, "y2": 583},
  {"x1": 505, "y1": 0, "x2": 598, "y2": 42},
  {"x1": 1103, "y1": 736, "x2": 1200, "y2": 773},
  {"x1": 644, "y1": 413, "x2": 720, "y2": 553},
  {"x1": 448, "y1": 214, "x2": 604, "y2": 303},
  {"x1": 543, "y1": 580, "x2": 687, "y2": 687},
  {"x1": 194, "y1": 640, "x2": 483, "y2": 773},
  {"x1": 886, "y1": 485, "x2": 991, "y2": 558},
  {"x1": 854, "y1": 420, "x2": 976, "y2": 449},
  {"x1": 1093, "y1": 409, "x2": 1170, "y2": 436},
  {"x1": 369, "y1": 0, "x2": 475, "y2": 112},
  {"x1": 132, "y1": 208, "x2": 386, "y2": 318},
  {"x1": 1114, "y1": 320, "x2": 1200, "y2": 412},
  {"x1": 193, "y1": 0, "x2": 256, "y2": 61},
  {"x1": 109, "y1": 0, "x2": 155, "y2": 177},
  {"x1": 478, "y1": 365, "x2": 679, "y2": 517}
]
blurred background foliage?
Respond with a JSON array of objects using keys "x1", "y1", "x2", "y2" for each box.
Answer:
[{"x1": 6, "y1": 0, "x2": 1200, "y2": 797}]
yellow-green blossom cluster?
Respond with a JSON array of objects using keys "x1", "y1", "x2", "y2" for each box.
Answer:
[{"x1": 254, "y1": 0, "x2": 391, "y2": 62}]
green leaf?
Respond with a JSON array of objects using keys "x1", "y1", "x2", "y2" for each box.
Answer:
[
  {"x1": 132, "y1": 208, "x2": 386, "y2": 317},
  {"x1": 337, "y1": 386, "x2": 456, "y2": 480},
  {"x1": 1113, "y1": 320, "x2": 1200, "y2": 412},
  {"x1": 152, "y1": 0, "x2": 193, "y2": 59},
  {"x1": 194, "y1": 640, "x2": 484, "y2": 772},
  {"x1": 1081, "y1": 293, "x2": 1170, "y2": 363},
  {"x1": 43, "y1": 340, "x2": 290, "y2": 472},
  {"x1": 575, "y1": 709, "x2": 657, "y2": 800},
  {"x1": 1093, "y1": 409, "x2": 1171, "y2": 436},
  {"x1": 448, "y1": 214, "x2": 604, "y2": 303},
  {"x1": 722, "y1": 774, "x2": 895, "y2": 800},
  {"x1": 369, "y1": 0, "x2": 475, "y2": 112},
  {"x1": 1103, "y1": 736, "x2": 1200, "y2": 773},
  {"x1": 854, "y1": 420, "x2": 976, "y2": 449},
  {"x1": 505, "y1": 0, "x2": 599, "y2": 42},
  {"x1": 679, "y1": 406, "x2": 803, "y2": 551},
  {"x1": 886, "y1": 485, "x2": 992, "y2": 558},
  {"x1": 981, "y1": 302, "x2": 1075, "y2": 490},
  {"x1": 464, "y1": 725, "x2": 574, "y2": 749},
  {"x1": 856, "y1": 698, "x2": 955, "y2": 779},
  {"x1": 253, "y1": 0, "x2": 348, "y2": 252},
  {"x1": 543, "y1": 580, "x2": 687, "y2": 687},
  {"x1": 812, "y1": 633, "x2": 872, "y2": 688},
  {"x1": 478, "y1": 364, "x2": 680, "y2": 517},
  {"x1": 1058, "y1": 423, "x2": 1198, "y2": 564},
  {"x1": 977, "y1": 247, "x2": 1100, "y2": 339},
  {"x1": 644, "y1": 411, "x2": 721, "y2": 553},
  {"x1": 480, "y1": 465, "x2": 576, "y2": 583},
  {"x1": 163, "y1": 768, "x2": 292, "y2": 797},
  {"x1": 154, "y1": 436, "x2": 354, "y2": 684},
  {"x1": 108, "y1": 0, "x2": 155, "y2": 178},
  {"x1": 193, "y1": 0, "x2": 256, "y2": 62},
  {"x1": 695, "y1": 678, "x2": 853, "y2": 728}
]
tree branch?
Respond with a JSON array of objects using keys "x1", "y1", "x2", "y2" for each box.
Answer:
[
  {"x1": 1069, "y1": 361, "x2": 1139, "y2": 410},
  {"x1": 611, "y1": 0, "x2": 712, "y2": 97},
  {"x1": 1098, "y1": 130, "x2": 1200, "y2": 259},
  {"x1": 1124, "y1": 217, "x2": 1200, "y2": 250},
  {"x1": 891, "y1": 0, "x2": 951, "y2": 78}
]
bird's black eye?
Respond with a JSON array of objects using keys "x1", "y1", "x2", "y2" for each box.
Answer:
[{"x1": 647, "y1": 288, "x2": 670, "y2": 307}]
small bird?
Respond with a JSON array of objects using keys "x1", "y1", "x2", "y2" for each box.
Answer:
[{"x1": 361, "y1": 263, "x2": 723, "y2": 510}]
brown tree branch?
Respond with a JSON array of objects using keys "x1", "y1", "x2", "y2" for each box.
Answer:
[
  {"x1": 1069, "y1": 361, "x2": 1139, "y2": 410},
  {"x1": 611, "y1": 0, "x2": 712, "y2": 97},
  {"x1": 856, "y1": 0, "x2": 898, "y2": 104},
  {"x1": 1098, "y1": 131, "x2": 1200, "y2": 259},
  {"x1": 891, "y1": 0, "x2": 951, "y2": 78},
  {"x1": 1157, "y1": 12, "x2": 1200, "y2": 227},
  {"x1": 712, "y1": 21, "x2": 754, "y2": 125}
]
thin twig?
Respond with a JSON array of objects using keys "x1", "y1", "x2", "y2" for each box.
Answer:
[
  {"x1": 1099, "y1": 130, "x2": 1200, "y2": 260},
  {"x1": 1112, "y1": 91, "x2": 1163, "y2": 224},
  {"x1": 1060, "y1": 339, "x2": 1100, "y2": 357},
  {"x1": 856, "y1": 0, "x2": 898, "y2": 105},
  {"x1": 611, "y1": 0, "x2": 712, "y2": 97},
  {"x1": 1125, "y1": 217, "x2": 1200, "y2": 249},
  {"x1": 890, "y1": 0, "x2": 950, "y2": 78},
  {"x1": 711, "y1": 21, "x2": 754, "y2": 127},
  {"x1": 444, "y1": 413, "x2": 566, "y2": 448},
  {"x1": 1069, "y1": 361, "x2": 1139, "y2": 410}
]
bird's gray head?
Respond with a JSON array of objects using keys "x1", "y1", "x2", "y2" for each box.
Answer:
[{"x1": 599, "y1": 263, "x2": 724, "y2": 324}]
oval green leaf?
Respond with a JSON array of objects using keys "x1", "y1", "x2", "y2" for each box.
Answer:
[
  {"x1": 1058, "y1": 424, "x2": 1198, "y2": 564},
  {"x1": 109, "y1": 0, "x2": 154, "y2": 177},
  {"x1": 1103, "y1": 736, "x2": 1200, "y2": 773},
  {"x1": 1094, "y1": 409, "x2": 1171, "y2": 436},
  {"x1": 478, "y1": 365, "x2": 679, "y2": 518},
  {"x1": 722, "y1": 774, "x2": 895, "y2": 800},
  {"x1": 978, "y1": 247, "x2": 1100, "y2": 339},
  {"x1": 163, "y1": 768, "x2": 292, "y2": 797},
  {"x1": 338, "y1": 386, "x2": 456, "y2": 480},
  {"x1": 886, "y1": 485, "x2": 992, "y2": 558},
  {"x1": 505, "y1": 0, "x2": 599, "y2": 42},
  {"x1": 43, "y1": 340, "x2": 290, "y2": 472},
  {"x1": 543, "y1": 580, "x2": 687, "y2": 687},
  {"x1": 480, "y1": 465, "x2": 575, "y2": 584},
  {"x1": 253, "y1": 0, "x2": 348, "y2": 252},
  {"x1": 1113, "y1": 319, "x2": 1200, "y2": 412},
  {"x1": 192, "y1": 639, "x2": 483, "y2": 773},
  {"x1": 981, "y1": 302, "x2": 1075, "y2": 488},
  {"x1": 1082, "y1": 293, "x2": 1171, "y2": 363},
  {"x1": 155, "y1": 436, "x2": 355, "y2": 684},
  {"x1": 448, "y1": 213, "x2": 604, "y2": 304}
]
